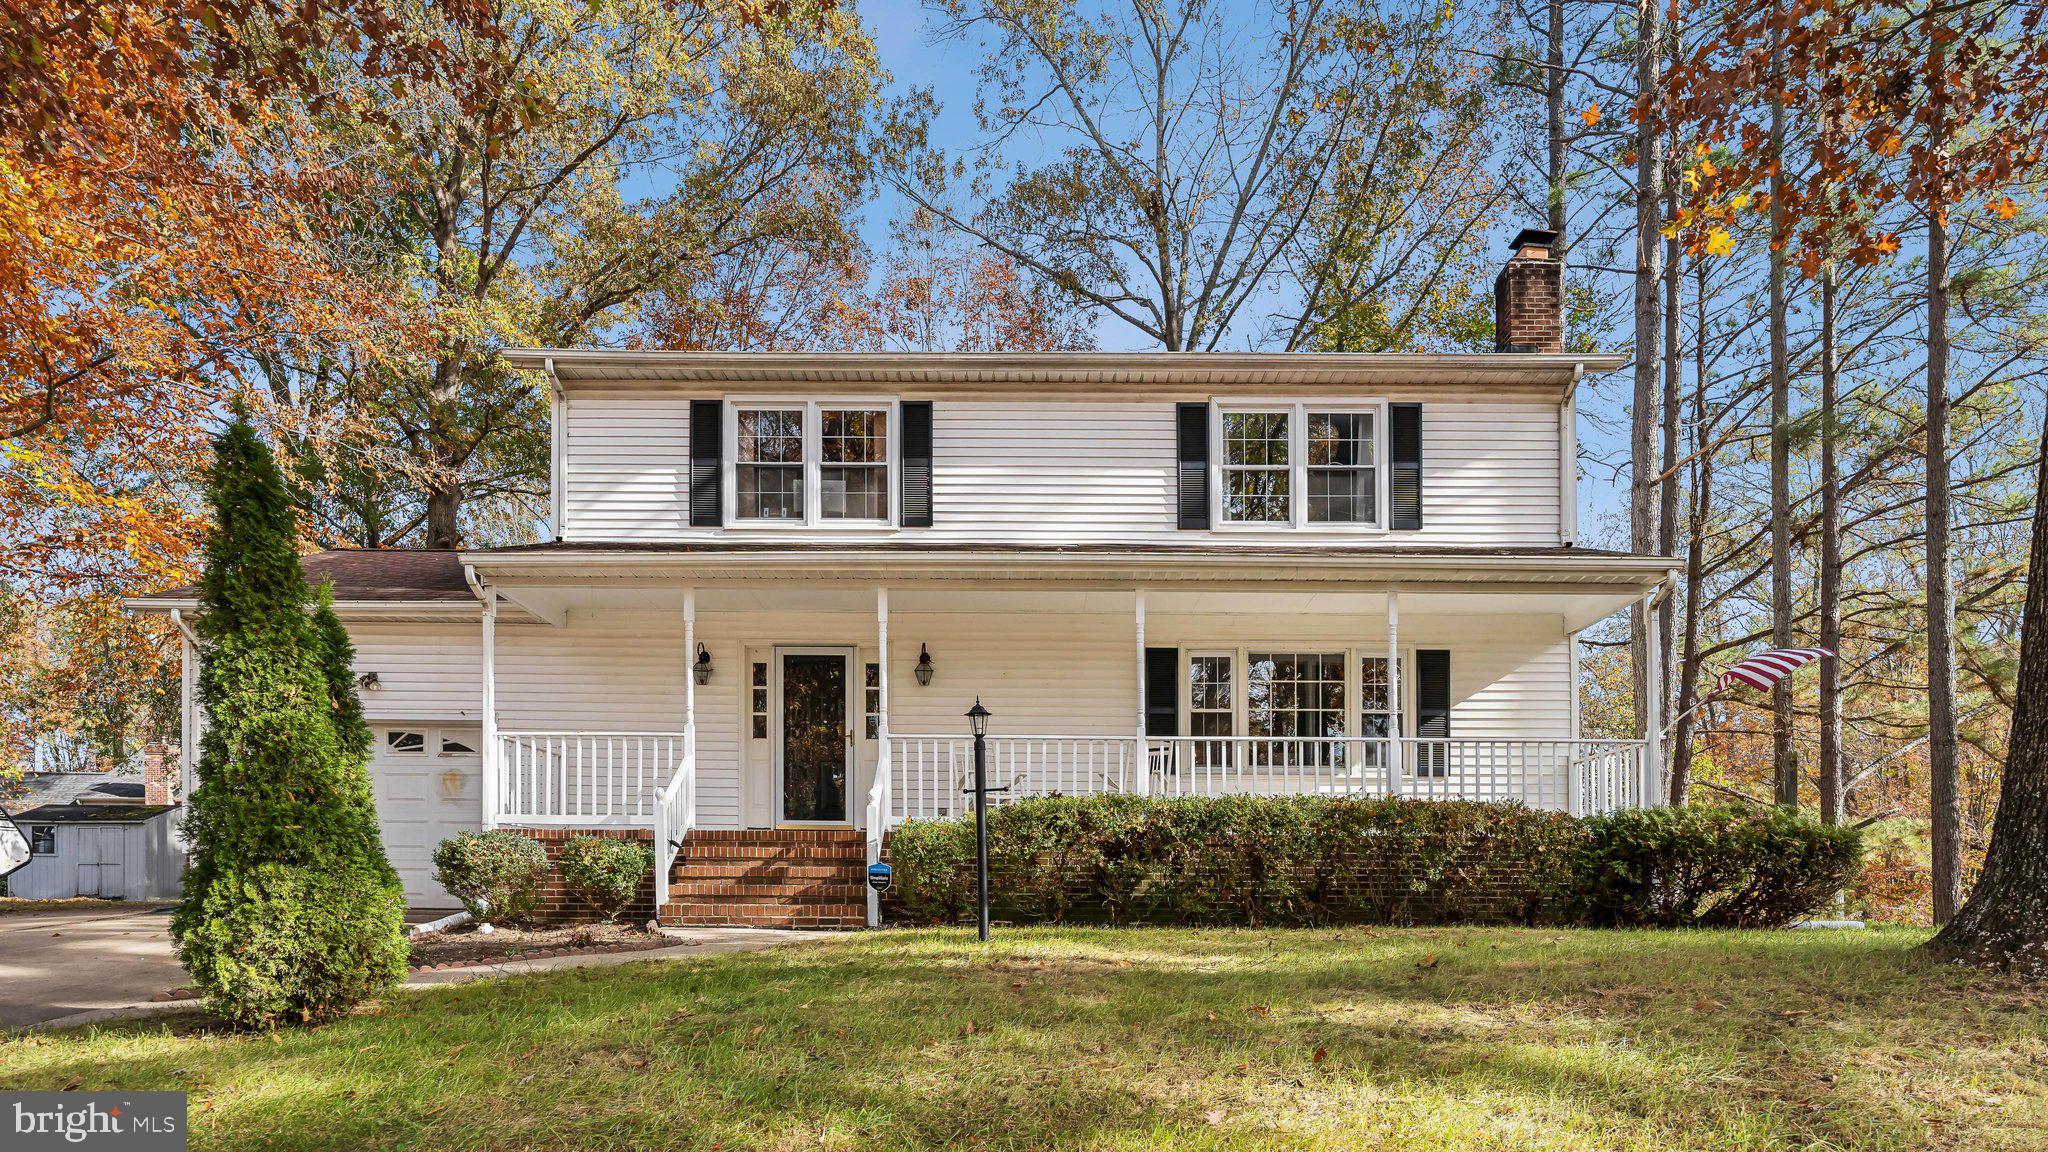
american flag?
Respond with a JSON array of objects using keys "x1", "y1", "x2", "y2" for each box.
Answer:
[{"x1": 1717, "y1": 648, "x2": 1833, "y2": 693}]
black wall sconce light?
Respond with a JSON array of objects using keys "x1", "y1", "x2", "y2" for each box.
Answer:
[
  {"x1": 694, "y1": 643, "x2": 714, "y2": 686},
  {"x1": 914, "y1": 643, "x2": 935, "y2": 686},
  {"x1": 356, "y1": 671, "x2": 381, "y2": 691}
]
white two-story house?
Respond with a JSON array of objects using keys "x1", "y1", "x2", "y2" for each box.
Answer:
[{"x1": 130, "y1": 230, "x2": 1677, "y2": 928}]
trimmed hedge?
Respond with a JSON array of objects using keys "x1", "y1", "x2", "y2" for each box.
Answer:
[
  {"x1": 887, "y1": 796, "x2": 1860, "y2": 930},
  {"x1": 559, "y1": 836, "x2": 654, "y2": 921},
  {"x1": 433, "y1": 831, "x2": 549, "y2": 923},
  {"x1": 1576, "y1": 804, "x2": 1864, "y2": 927}
]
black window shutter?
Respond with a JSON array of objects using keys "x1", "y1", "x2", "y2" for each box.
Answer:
[
  {"x1": 1390, "y1": 403, "x2": 1423, "y2": 530},
  {"x1": 689, "y1": 399, "x2": 723, "y2": 527},
  {"x1": 1176, "y1": 403, "x2": 1210, "y2": 529},
  {"x1": 1414, "y1": 649, "x2": 1451, "y2": 777},
  {"x1": 900, "y1": 401, "x2": 934, "y2": 527},
  {"x1": 1144, "y1": 647, "x2": 1180, "y2": 737}
]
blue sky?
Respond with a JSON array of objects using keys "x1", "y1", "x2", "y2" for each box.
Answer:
[{"x1": 849, "y1": 0, "x2": 1635, "y2": 536}]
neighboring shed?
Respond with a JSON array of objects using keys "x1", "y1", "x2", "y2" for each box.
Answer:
[
  {"x1": 3, "y1": 748, "x2": 186, "y2": 900},
  {"x1": 6, "y1": 803, "x2": 185, "y2": 901}
]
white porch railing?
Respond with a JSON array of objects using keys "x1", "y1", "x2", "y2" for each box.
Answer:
[
  {"x1": 494, "y1": 732, "x2": 689, "y2": 827},
  {"x1": 882, "y1": 734, "x2": 1648, "y2": 826},
  {"x1": 652, "y1": 727, "x2": 696, "y2": 909},
  {"x1": 888, "y1": 735, "x2": 1142, "y2": 822}
]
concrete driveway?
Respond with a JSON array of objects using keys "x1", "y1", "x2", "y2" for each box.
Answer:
[{"x1": 0, "y1": 906, "x2": 184, "y2": 1028}]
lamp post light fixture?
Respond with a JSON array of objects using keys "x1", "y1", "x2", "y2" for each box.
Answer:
[
  {"x1": 965, "y1": 698, "x2": 993, "y2": 942},
  {"x1": 914, "y1": 644, "x2": 935, "y2": 686},
  {"x1": 694, "y1": 643, "x2": 714, "y2": 686}
]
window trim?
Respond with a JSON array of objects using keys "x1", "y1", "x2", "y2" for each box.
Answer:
[
  {"x1": 29, "y1": 824, "x2": 55, "y2": 855},
  {"x1": 1209, "y1": 400, "x2": 1389, "y2": 531},
  {"x1": 723, "y1": 398, "x2": 898, "y2": 529}
]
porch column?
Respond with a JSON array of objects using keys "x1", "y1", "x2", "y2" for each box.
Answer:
[
  {"x1": 870, "y1": 587, "x2": 890, "y2": 927},
  {"x1": 683, "y1": 588, "x2": 696, "y2": 732},
  {"x1": 1133, "y1": 590, "x2": 1150, "y2": 796},
  {"x1": 171, "y1": 608, "x2": 198, "y2": 803},
  {"x1": 480, "y1": 589, "x2": 498, "y2": 830},
  {"x1": 1385, "y1": 591, "x2": 1403, "y2": 795},
  {"x1": 1641, "y1": 584, "x2": 1664, "y2": 807},
  {"x1": 1567, "y1": 626, "x2": 1584, "y2": 817}
]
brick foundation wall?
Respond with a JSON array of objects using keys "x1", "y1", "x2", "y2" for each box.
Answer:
[{"x1": 505, "y1": 827, "x2": 659, "y2": 924}]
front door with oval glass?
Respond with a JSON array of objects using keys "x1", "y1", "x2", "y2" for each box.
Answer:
[{"x1": 777, "y1": 649, "x2": 853, "y2": 824}]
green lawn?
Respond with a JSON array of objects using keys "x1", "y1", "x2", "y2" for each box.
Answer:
[{"x1": 4, "y1": 927, "x2": 2044, "y2": 1150}]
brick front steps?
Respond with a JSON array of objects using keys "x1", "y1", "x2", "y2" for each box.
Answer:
[{"x1": 659, "y1": 829, "x2": 868, "y2": 929}]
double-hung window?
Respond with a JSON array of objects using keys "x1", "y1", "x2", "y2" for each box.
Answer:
[
  {"x1": 1215, "y1": 403, "x2": 1384, "y2": 528},
  {"x1": 730, "y1": 402, "x2": 893, "y2": 525}
]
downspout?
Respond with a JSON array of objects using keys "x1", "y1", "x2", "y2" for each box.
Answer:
[
  {"x1": 1560, "y1": 361, "x2": 1581, "y2": 547},
  {"x1": 544, "y1": 357, "x2": 567, "y2": 542},
  {"x1": 466, "y1": 564, "x2": 499, "y2": 829}
]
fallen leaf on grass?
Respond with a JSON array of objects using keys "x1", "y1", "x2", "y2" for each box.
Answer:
[
  {"x1": 1249, "y1": 1005, "x2": 1271, "y2": 1017},
  {"x1": 1205, "y1": 1109, "x2": 1229, "y2": 1126},
  {"x1": 1313, "y1": 1047, "x2": 1328, "y2": 1064}
]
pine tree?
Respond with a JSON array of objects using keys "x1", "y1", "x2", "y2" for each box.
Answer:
[{"x1": 171, "y1": 417, "x2": 407, "y2": 1027}]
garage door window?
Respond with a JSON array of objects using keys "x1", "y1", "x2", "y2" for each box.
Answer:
[
  {"x1": 439, "y1": 734, "x2": 476, "y2": 755},
  {"x1": 29, "y1": 825, "x2": 54, "y2": 854},
  {"x1": 385, "y1": 730, "x2": 426, "y2": 754}
]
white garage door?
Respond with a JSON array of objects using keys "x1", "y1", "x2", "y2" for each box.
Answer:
[{"x1": 370, "y1": 725, "x2": 481, "y2": 907}]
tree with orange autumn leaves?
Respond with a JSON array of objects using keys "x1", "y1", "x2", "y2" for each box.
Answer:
[{"x1": 0, "y1": 0, "x2": 515, "y2": 782}]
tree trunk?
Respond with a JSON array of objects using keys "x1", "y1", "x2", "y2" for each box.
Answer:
[
  {"x1": 1659, "y1": 100, "x2": 1683, "y2": 744},
  {"x1": 1546, "y1": 0, "x2": 1567, "y2": 239},
  {"x1": 1670, "y1": 259, "x2": 1714, "y2": 806},
  {"x1": 1929, "y1": 403, "x2": 2048, "y2": 973},
  {"x1": 1927, "y1": 202, "x2": 1963, "y2": 923},
  {"x1": 1767, "y1": 7, "x2": 1798, "y2": 808},
  {"x1": 423, "y1": 355, "x2": 469, "y2": 549},
  {"x1": 1818, "y1": 265, "x2": 1845, "y2": 824},
  {"x1": 1630, "y1": 0, "x2": 1664, "y2": 751}
]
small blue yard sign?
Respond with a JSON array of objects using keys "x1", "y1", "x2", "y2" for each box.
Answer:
[{"x1": 867, "y1": 862, "x2": 892, "y2": 892}]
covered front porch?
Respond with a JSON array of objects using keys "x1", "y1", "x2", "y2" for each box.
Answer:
[{"x1": 459, "y1": 545, "x2": 1675, "y2": 926}]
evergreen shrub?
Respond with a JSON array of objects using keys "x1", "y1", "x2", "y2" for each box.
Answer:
[
  {"x1": 887, "y1": 795, "x2": 1861, "y2": 930},
  {"x1": 432, "y1": 830, "x2": 549, "y2": 923},
  {"x1": 172, "y1": 418, "x2": 408, "y2": 1027},
  {"x1": 558, "y1": 836, "x2": 652, "y2": 921}
]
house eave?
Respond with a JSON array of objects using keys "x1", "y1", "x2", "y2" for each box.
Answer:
[
  {"x1": 496, "y1": 349, "x2": 1628, "y2": 397},
  {"x1": 461, "y1": 544, "x2": 1677, "y2": 592}
]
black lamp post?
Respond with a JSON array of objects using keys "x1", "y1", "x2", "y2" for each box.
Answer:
[{"x1": 966, "y1": 698, "x2": 992, "y2": 942}]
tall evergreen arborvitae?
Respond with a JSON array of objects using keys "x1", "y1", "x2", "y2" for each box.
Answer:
[{"x1": 172, "y1": 417, "x2": 407, "y2": 1027}]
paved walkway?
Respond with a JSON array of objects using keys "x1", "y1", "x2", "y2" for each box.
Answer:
[
  {"x1": 3, "y1": 907, "x2": 824, "y2": 1032},
  {"x1": 0, "y1": 906, "x2": 185, "y2": 1028}
]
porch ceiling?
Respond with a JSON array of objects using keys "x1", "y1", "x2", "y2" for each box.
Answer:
[
  {"x1": 470, "y1": 547, "x2": 1673, "y2": 633},
  {"x1": 492, "y1": 584, "x2": 1649, "y2": 632}
]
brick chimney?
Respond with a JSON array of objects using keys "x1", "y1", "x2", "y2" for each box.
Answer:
[
  {"x1": 144, "y1": 742, "x2": 178, "y2": 806},
  {"x1": 1493, "y1": 227, "x2": 1563, "y2": 353}
]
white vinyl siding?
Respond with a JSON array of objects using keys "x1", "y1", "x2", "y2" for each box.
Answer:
[
  {"x1": 348, "y1": 624, "x2": 482, "y2": 721},
  {"x1": 340, "y1": 605, "x2": 1567, "y2": 832},
  {"x1": 558, "y1": 394, "x2": 1562, "y2": 546}
]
